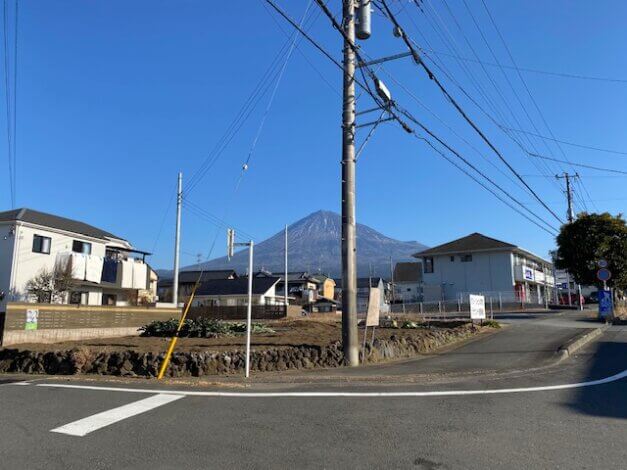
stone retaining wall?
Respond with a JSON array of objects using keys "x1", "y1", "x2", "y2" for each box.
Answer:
[{"x1": 0, "y1": 324, "x2": 484, "y2": 377}]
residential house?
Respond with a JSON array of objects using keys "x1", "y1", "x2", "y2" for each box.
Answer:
[
  {"x1": 256, "y1": 271, "x2": 319, "y2": 306},
  {"x1": 357, "y1": 277, "x2": 390, "y2": 314},
  {"x1": 392, "y1": 262, "x2": 423, "y2": 303},
  {"x1": 157, "y1": 269, "x2": 237, "y2": 304},
  {"x1": 191, "y1": 277, "x2": 281, "y2": 307},
  {"x1": 0, "y1": 208, "x2": 157, "y2": 310},
  {"x1": 309, "y1": 274, "x2": 336, "y2": 300},
  {"x1": 413, "y1": 232, "x2": 555, "y2": 303}
]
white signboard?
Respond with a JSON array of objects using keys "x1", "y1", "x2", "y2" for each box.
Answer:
[
  {"x1": 366, "y1": 288, "x2": 381, "y2": 327},
  {"x1": 469, "y1": 295, "x2": 486, "y2": 320}
]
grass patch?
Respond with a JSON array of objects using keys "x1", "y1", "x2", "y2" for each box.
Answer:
[{"x1": 481, "y1": 319, "x2": 501, "y2": 328}]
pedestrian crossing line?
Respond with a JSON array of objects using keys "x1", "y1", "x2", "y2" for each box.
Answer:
[{"x1": 50, "y1": 393, "x2": 183, "y2": 437}]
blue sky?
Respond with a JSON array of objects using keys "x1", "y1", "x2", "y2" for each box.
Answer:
[{"x1": 3, "y1": 0, "x2": 627, "y2": 268}]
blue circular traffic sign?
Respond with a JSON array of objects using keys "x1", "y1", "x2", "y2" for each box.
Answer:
[{"x1": 597, "y1": 268, "x2": 612, "y2": 282}]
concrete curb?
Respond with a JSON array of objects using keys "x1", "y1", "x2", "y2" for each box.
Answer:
[{"x1": 556, "y1": 326, "x2": 608, "y2": 362}]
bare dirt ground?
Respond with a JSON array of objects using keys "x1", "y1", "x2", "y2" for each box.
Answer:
[{"x1": 11, "y1": 318, "x2": 478, "y2": 353}]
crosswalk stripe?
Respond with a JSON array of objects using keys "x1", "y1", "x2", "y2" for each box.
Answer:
[{"x1": 50, "y1": 393, "x2": 183, "y2": 437}]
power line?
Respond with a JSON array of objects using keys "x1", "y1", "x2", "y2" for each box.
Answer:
[
  {"x1": 478, "y1": 0, "x2": 598, "y2": 212},
  {"x1": 266, "y1": 0, "x2": 560, "y2": 234},
  {"x1": 504, "y1": 127, "x2": 627, "y2": 156},
  {"x1": 419, "y1": 46, "x2": 627, "y2": 84},
  {"x1": 185, "y1": 12, "x2": 324, "y2": 194},
  {"x1": 529, "y1": 154, "x2": 627, "y2": 175},
  {"x1": 452, "y1": 0, "x2": 566, "y2": 184},
  {"x1": 395, "y1": 104, "x2": 558, "y2": 233},
  {"x1": 415, "y1": 132, "x2": 557, "y2": 236},
  {"x1": 244, "y1": 0, "x2": 313, "y2": 171},
  {"x1": 183, "y1": 199, "x2": 256, "y2": 241},
  {"x1": 3, "y1": 0, "x2": 15, "y2": 208},
  {"x1": 379, "y1": 0, "x2": 564, "y2": 224}
]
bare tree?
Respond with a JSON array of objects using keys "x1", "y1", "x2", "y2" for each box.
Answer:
[
  {"x1": 25, "y1": 268, "x2": 54, "y2": 303},
  {"x1": 25, "y1": 260, "x2": 76, "y2": 304}
]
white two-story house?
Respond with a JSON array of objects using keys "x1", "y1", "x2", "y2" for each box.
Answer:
[
  {"x1": 413, "y1": 232, "x2": 555, "y2": 304},
  {"x1": 0, "y1": 208, "x2": 158, "y2": 310}
]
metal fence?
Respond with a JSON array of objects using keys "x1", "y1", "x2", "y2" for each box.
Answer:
[
  {"x1": 187, "y1": 304, "x2": 288, "y2": 321},
  {"x1": 389, "y1": 291, "x2": 550, "y2": 320}
]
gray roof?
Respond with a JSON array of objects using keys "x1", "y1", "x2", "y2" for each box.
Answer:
[
  {"x1": 413, "y1": 233, "x2": 516, "y2": 257},
  {"x1": 357, "y1": 277, "x2": 384, "y2": 288},
  {"x1": 159, "y1": 270, "x2": 237, "y2": 288},
  {"x1": 196, "y1": 277, "x2": 280, "y2": 296},
  {"x1": 393, "y1": 262, "x2": 423, "y2": 282},
  {"x1": 0, "y1": 208, "x2": 124, "y2": 241}
]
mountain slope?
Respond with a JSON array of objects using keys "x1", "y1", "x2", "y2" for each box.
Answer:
[{"x1": 180, "y1": 210, "x2": 427, "y2": 278}]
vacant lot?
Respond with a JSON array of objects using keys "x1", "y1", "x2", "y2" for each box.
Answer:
[{"x1": 11, "y1": 318, "x2": 479, "y2": 353}]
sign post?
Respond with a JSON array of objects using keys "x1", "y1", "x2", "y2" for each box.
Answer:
[
  {"x1": 469, "y1": 294, "x2": 486, "y2": 324},
  {"x1": 597, "y1": 265, "x2": 613, "y2": 322},
  {"x1": 362, "y1": 288, "x2": 381, "y2": 362}
]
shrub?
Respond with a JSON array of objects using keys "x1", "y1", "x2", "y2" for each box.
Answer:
[
  {"x1": 481, "y1": 319, "x2": 501, "y2": 328},
  {"x1": 138, "y1": 318, "x2": 274, "y2": 338}
]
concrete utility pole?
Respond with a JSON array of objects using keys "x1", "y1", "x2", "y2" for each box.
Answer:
[
  {"x1": 341, "y1": 0, "x2": 359, "y2": 366},
  {"x1": 172, "y1": 172, "x2": 183, "y2": 306},
  {"x1": 555, "y1": 172, "x2": 579, "y2": 223},
  {"x1": 284, "y1": 224, "x2": 288, "y2": 307}
]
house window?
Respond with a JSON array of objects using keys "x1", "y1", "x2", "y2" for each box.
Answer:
[
  {"x1": 424, "y1": 257, "x2": 434, "y2": 273},
  {"x1": 450, "y1": 256, "x2": 455, "y2": 262},
  {"x1": 461, "y1": 254, "x2": 473, "y2": 262},
  {"x1": 69, "y1": 291, "x2": 85, "y2": 305},
  {"x1": 72, "y1": 240, "x2": 92, "y2": 255},
  {"x1": 32, "y1": 235, "x2": 51, "y2": 254}
]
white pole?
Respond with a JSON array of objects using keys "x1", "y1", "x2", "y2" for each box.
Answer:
[
  {"x1": 284, "y1": 224, "x2": 288, "y2": 307},
  {"x1": 172, "y1": 172, "x2": 182, "y2": 306},
  {"x1": 245, "y1": 240, "x2": 254, "y2": 378},
  {"x1": 577, "y1": 283, "x2": 583, "y2": 311}
]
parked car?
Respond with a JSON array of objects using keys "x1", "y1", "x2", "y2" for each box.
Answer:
[{"x1": 558, "y1": 293, "x2": 585, "y2": 306}]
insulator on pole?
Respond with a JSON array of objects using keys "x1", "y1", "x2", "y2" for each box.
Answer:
[{"x1": 356, "y1": 0, "x2": 371, "y2": 40}]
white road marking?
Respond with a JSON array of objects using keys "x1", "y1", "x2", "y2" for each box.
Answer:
[
  {"x1": 37, "y1": 368, "x2": 627, "y2": 398},
  {"x1": 50, "y1": 394, "x2": 183, "y2": 437}
]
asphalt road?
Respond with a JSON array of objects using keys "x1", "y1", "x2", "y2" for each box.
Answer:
[{"x1": 1, "y1": 311, "x2": 626, "y2": 469}]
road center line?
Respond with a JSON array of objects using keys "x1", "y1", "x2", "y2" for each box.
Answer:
[
  {"x1": 37, "y1": 368, "x2": 627, "y2": 398},
  {"x1": 50, "y1": 393, "x2": 183, "y2": 437}
]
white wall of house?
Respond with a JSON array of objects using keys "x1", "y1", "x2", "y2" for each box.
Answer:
[
  {"x1": 421, "y1": 250, "x2": 516, "y2": 300},
  {"x1": 0, "y1": 220, "x2": 151, "y2": 308},
  {"x1": 0, "y1": 224, "x2": 17, "y2": 311},
  {"x1": 394, "y1": 281, "x2": 422, "y2": 303}
]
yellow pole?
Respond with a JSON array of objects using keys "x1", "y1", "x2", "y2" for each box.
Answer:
[{"x1": 157, "y1": 286, "x2": 198, "y2": 380}]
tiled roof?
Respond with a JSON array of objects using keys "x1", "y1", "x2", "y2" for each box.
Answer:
[
  {"x1": 414, "y1": 233, "x2": 516, "y2": 257},
  {"x1": 0, "y1": 208, "x2": 124, "y2": 241}
]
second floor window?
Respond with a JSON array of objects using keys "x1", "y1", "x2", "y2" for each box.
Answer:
[
  {"x1": 32, "y1": 235, "x2": 51, "y2": 254},
  {"x1": 72, "y1": 240, "x2": 92, "y2": 255},
  {"x1": 424, "y1": 257, "x2": 434, "y2": 273},
  {"x1": 461, "y1": 254, "x2": 473, "y2": 262}
]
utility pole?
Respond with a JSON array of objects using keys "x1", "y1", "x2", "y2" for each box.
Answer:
[
  {"x1": 284, "y1": 224, "x2": 288, "y2": 308},
  {"x1": 228, "y1": 230, "x2": 254, "y2": 378},
  {"x1": 341, "y1": 0, "x2": 359, "y2": 367},
  {"x1": 172, "y1": 172, "x2": 182, "y2": 306},
  {"x1": 555, "y1": 172, "x2": 579, "y2": 223}
]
